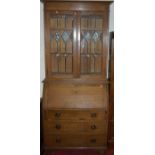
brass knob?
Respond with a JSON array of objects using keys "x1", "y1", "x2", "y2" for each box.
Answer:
[
  {"x1": 90, "y1": 139, "x2": 96, "y2": 143},
  {"x1": 55, "y1": 112, "x2": 61, "y2": 118},
  {"x1": 91, "y1": 113, "x2": 97, "y2": 118},
  {"x1": 56, "y1": 124, "x2": 61, "y2": 129},
  {"x1": 56, "y1": 138, "x2": 61, "y2": 143},
  {"x1": 91, "y1": 125, "x2": 96, "y2": 130}
]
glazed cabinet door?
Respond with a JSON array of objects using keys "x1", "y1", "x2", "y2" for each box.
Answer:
[
  {"x1": 80, "y1": 12, "x2": 108, "y2": 79},
  {"x1": 45, "y1": 10, "x2": 109, "y2": 80},
  {"x1": 45, "y1": 12, "x2": 76, "y2": 77}
]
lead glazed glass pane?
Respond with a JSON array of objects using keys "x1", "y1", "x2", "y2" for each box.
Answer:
[
  {"x1": 80, "y1": 15, "x2": 103, "y2": 74},
  {"x1": 50, "y1": 14, "x2": 74, "y2": 74}
]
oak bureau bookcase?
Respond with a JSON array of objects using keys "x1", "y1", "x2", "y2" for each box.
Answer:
[{"x1": 42, "y1": 0, "x2": 112, "y2": 154}]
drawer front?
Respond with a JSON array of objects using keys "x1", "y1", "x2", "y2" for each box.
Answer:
[
  {"x1": 44, "y1": 109, "x2": 107, "y2": 121},
  {"x1": 44, "y1": 120, "x2": 107, "y2": 134},
  {"x1": 44, "y1": 134, "x2": 107, "y2": 147}
]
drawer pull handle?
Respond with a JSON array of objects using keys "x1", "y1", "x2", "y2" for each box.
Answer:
[
  {"x1": 91, "y1": 125, "x2": 96, "y2": 130},
  {"x1": 90, "y1": 139, "x2": 96, "y2": 143},
  {"x1": 55, "y1": 112, "x2": 61, "y2": 118},
  {"x1": 91, "y1": 113, "x2": 97, "y2": 118},
  {"x1": 55, "y1": 124, "x2": 61, "y2": 129},
  {"x1": 56, "y1": 138, "x2": 61, "y2": 143}
]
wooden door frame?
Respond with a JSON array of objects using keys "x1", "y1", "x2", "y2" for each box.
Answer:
[{"x1": 44, "y1": 1, "x2": 111, "y2": 83}]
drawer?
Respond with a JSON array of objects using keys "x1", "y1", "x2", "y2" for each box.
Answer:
[
  {"x1": 44, "y1": 134, "x2": 107, "y2": 147},
  {"x1": 44, "y1": 120, "x2": 107, "y2": 134},
  {"x1": 44, "y1": 109, "x2": 107, "y2": 121}
]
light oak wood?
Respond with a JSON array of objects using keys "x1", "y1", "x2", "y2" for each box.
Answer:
[
  {"x1": 45, "y1": 2, "x2": 109, "y2": 12},
  {"x1": 44, "y1": 109, "x2": 108, "y2": 120},
  {"x1": 44, "y1": 84, "x2": 108, "y2": 109},
  {"x1": 42, "y1": 0, "x2": 111, "y2": 153},
  {"x1": 44, "y1": 134, "x2": 107, "y2": 147},
  {"x1": 44, "y1": 120, "x2": 107, "y2": 134}
]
